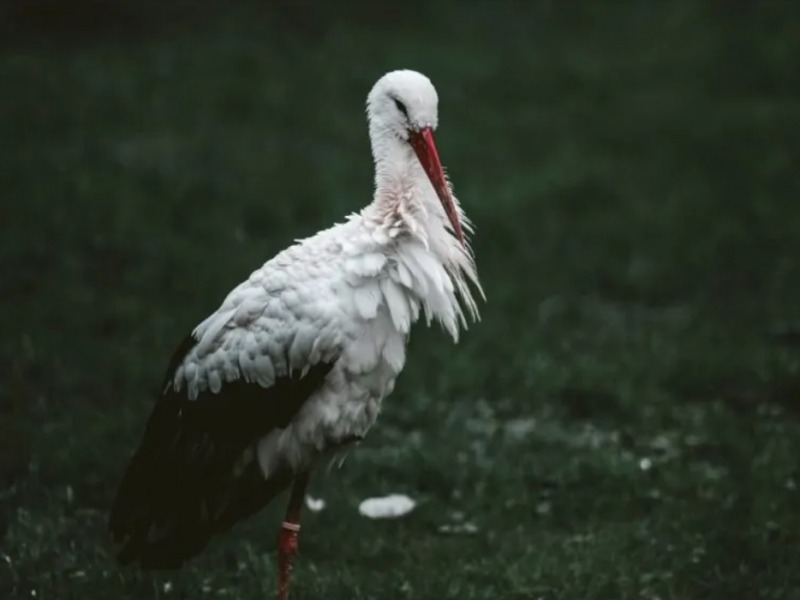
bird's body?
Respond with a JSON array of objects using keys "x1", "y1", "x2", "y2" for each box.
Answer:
[
  {"x1": 110, "y1": 70, "x2": 482, "y2": 597},
  {"x1": 180, "y1": 200, "x2": 479, "y2": 469}
]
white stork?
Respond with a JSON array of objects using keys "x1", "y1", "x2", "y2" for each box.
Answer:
[{"x1": 109, "y1": 69, "x2": 483, "y2": 600}]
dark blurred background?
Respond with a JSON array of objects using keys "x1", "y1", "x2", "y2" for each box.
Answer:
[{"x1": 2, "y1": 1, "x2": 799, "y2": 598}]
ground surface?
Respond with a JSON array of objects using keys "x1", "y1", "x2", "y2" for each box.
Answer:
[{"x1": 2, "y1": 2, "x2": 800, "y2": 598}]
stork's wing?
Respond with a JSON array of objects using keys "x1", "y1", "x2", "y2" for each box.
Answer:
[{"x1": 108, "y1": 326, "x2": 335, "y2": 569}]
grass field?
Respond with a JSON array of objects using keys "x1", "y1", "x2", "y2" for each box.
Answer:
[{"x1": 2, "y1": 2, "x2": 800, "y2": 598}]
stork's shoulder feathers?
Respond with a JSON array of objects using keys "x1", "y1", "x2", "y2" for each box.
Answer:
[
  {"x1": 172, "y1": 222, "x2": 371, "y2": 399},
  {"x1": 167, "y1": 206, "x2": 482, "y2": 401}
]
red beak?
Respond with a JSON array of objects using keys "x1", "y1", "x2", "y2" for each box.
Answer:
[{"x1": 408, "y1": 128, "x2": 465, "y2": 246}]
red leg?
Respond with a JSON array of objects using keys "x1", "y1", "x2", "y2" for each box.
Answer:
[{"x1": 277, "y1": 472, "x2": 310, "y2": 600}]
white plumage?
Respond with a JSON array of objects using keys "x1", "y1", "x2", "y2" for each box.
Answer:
[
  {"x1": 176, "y1": 71, "x2": 481, "y2": 473},
  {"x1": 182, "y1": 219, "x2": 478, "y2": 464},
  {"x1": 109, "y1": 69, "x2": 483, "y2": 597}
]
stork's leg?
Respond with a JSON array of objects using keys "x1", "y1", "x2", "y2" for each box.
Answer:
[{"x1": 277, "y1": 471, "x2": 309, "y2": 600}]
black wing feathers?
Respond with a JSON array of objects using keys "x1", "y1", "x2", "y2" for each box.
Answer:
[{"x1": 109, "y1": 332, "x2": 334, "y2": 569}]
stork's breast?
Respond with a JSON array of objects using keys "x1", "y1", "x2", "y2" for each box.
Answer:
[{"x1": 342, "y1": 309, "x2": 407, "y2": 379}]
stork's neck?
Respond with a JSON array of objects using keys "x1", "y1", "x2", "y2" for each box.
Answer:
[
  {"x1": 356, "y1": 124, "x2": 482, "y2": 338},
  {"x1": 366, "y1": 125, "x2": 450, "y2": 247},
  {"x1": 370, "y1": 126, "x2": 426, "y2": 199}
]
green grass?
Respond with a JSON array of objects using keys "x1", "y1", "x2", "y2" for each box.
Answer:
[{"x1": 2, "y1": 2, "x2": 800, "y2": 598}]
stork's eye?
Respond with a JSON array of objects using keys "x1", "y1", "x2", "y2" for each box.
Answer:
[{"x1": 393, "y1": 98, "x2": 409, "y2": 118}]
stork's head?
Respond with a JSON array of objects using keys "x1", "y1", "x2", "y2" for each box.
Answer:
[
  {"x1": 367, "y1": 70, "x2": 439, "y2": 138},
  {"x1": 367, "y1": 70, "x2": 464, "y2": 245}
]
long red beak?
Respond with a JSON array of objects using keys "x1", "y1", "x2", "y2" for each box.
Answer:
[{"x1": 408, "y1": 128, "x2": 465, "y2": 246}]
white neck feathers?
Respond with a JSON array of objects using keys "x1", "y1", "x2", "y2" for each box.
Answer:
[{"x1": 350, "y1": 129, "x2": 483, "y2": 341}]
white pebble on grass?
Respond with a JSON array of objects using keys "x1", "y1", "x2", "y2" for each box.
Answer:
[
  {"x1": 358, "y1": 494, "x2": 416, "y2": 519},
  {"x1": 305, "y1": 495, "x2": 326, "y2": 512}
]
